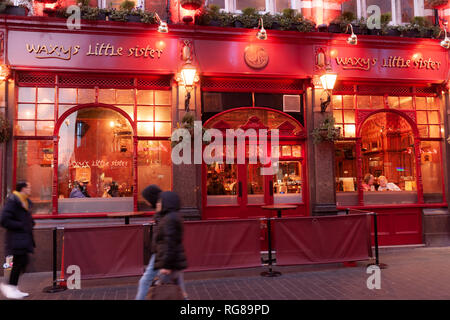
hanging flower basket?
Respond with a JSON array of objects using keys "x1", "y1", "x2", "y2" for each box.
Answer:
[
  {"x1": 180, "y1": 0, "x2": 204, "y2": 10},
  {"x1": 426, "y1": 0, "x2": 449, "y2": 9}
]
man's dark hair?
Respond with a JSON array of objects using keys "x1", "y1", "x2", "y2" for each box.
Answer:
[{"x1": 16, "y1": 181, "x2": 29, "y2": 192}]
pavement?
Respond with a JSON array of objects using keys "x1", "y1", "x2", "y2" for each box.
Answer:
[{"x1": 1, "y1": 246, "x2": 450, "y2": 300}]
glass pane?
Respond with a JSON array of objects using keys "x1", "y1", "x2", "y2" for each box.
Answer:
[
  {"x1": 335, "y1": 141, "x2": 358, "y2": 206},
  {"x1": 343, "y1": 110, "x2": 355, "y2": 124},
  {"x1": 344, "y1": 124, "x2": 356, "y2": 137},
  {"x1": 415, "y1": 96, "x2": 427, "y2": 109},
  {"x1": 18, "y1": 104, "x2": 35, "y2": 119},
  {"x1": 399, "y1": 96, "x2": 413, "y2": 110},
  {"x1": 137, "y1": 90, "x2": 154, "y2": 105},
  {"x1": 247, "y1": 164, "x2": 264, "y2": 205},
  {"x1": 421, "y1": 141, "x2": 443, "y2": 203},
  {"x1": 98, "y1": 89, "x2": 116, "y2": 104},
  {"x1": 207, "y1": 163, "x2": 238, "y2": 205},
  {"x1": 208, "y1": 0, "x2": 225, "y2": 8},
  {"x1": 333, "y1": 110, "x2": 343, "y2": 123},
  {"x1": 332, "y1": 95, "x2": 342, "y2": 109},
  {"x1": 16, "y1": 121, "x2": 35, "y2": 135},
  {"x1": 400, "y1": 0, "x2": 414, "y2": 23},
  {"x1": 137, "y1": 106, "x2": 154, "y2": 121},
  {"x1": 417, "y1": 111, "x2": 427, "y2": 124},
  {"x1": 429, "y1": 125, "x2": 440, "y2": 138},
  {"x1": 18, "y1": 87, "x2": 36, "y2": 103},
  {"x1": 427, "y1": 97, "x2": 438, "y2": 110},
  {"x1": 137, "y1": 122, "x2": 154, "y2": 136},
  {"x1": 357, "y1": 95, "x2": 370, "y2": 109},
  {"x1": 37, "y1": 104, "x2": 54, "y2": 120},
  {"x1": 274, "y1": 0, "x2": 290, "y2": 12},
  {"x1": 428, "y1": 111, "x2": 440, "y2": 124},
  {"x1": 371, "y1": 96, "x2": 384, "y2": 109},
  {"x1": 387, "y1": 96, "x2": 399, "y2": 109},
  {"x1": 59, "y1": 105, "x2": 75, "y2": 118},
  {"x1": 236, "y1": 0, "x2": 265, "y2": 11},
  {"x1": 418, "y1": 125, "x2": 428, "y2": 137},
  {"x1": 154, "y1": 122, "x2": 171, "y2": 136},
  {"x1": 292, "y1": 145, "x2": 301, "y2": 157},
  {"x1": 16, "y1": 140, "x2": 53, "y2": 214},
  {"x1": 367, "y1": 0, "x2": 392, "y2": 16},
  {"x1": 155, "y1": 107, "x2": 171, "y2": 121},
  {"x1": 36, "y1": 121, "x2": 54, "y2": 136},
  {"x1": 37, "y1": 88, "x2": 55, "y2": 103},
  {"x1": 281, "y1": 145, "x2": 291, "y2": 157},
  {"x1": 57, "y1": 108, "x2": 133, "y2": 213},
  {"x1": 273, "y1": 161, "x2": 302, "y2": 204},
  {"x1": 342, "y1": 0, "x2": 357, "y2": 16},
  {"x1": 343, "y1": 95, "x2": 354, "y2": 109},
  {"x1": 117, "y1": 105, "x2": 134, "y2": 121},
  {"x1": 138, "y1": 140, "x2": 172, "y2": 211},
  {"x1": 154, "y1": 90, "x2": 171, "y2": 105},
  {"x1": 105, "y1": 0, "x2": 127, "y2": 9},
  {"x1": 116, "y1": 89, "x2": 134, "y2": 104},
  {"x1": 361, "y1": 112, "x2": 417, "y2": 204},
  {"x1": 59, "y1": 88, "x2": 77, "y2": 104},
  {"x1": 78, "y1": 89, "x2": 96, "y2": 104}
]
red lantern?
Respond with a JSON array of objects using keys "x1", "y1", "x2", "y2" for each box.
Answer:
[{"x1": 180, "y1": 0, "x2": 204, "y2": 10}]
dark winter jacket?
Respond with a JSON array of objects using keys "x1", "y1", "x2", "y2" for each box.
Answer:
[
  {"x1": 152, "y1": 191, "x2": 187, "y2": 271},
  {"x1": 0, "y1": 193, "x2": 35, "y2": 256}
]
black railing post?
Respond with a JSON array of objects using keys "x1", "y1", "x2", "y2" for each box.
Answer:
[
  {"x1": 261, "y1": 218, "x2": 281, "y2": 277},
  {"x1": 43, "y1": 227, "x2": 67, "y2": 293},
  {"x1": 368, "y1": 212, "x2": 387, "y2": 269}
]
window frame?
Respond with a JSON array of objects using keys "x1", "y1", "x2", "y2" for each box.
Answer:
[{"x1": 332, "y1": 86, "x2": 445, "y2": 207}]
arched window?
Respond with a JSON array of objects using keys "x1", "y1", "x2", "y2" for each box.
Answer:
[
  {"x1": 58, "y1": 107, "x2": 134, "y2": 213},
  {"x1": 360, "y1": 112, "x2": 417, "y2": 204}
]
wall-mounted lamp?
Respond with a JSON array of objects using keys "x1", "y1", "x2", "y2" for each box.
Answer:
[
  {"x1": 345, "y1": 24, "x2": 357, "y2": 45},
  {"x1": 256, "y1": 18, "x2": 267, "y2": 40},
  {"x1": 155, "y1": 13, "x2": 168, "y2": 33},
  {"x1": 440, "y1": 28, "x2": 450, "y2": 49},
  {"x1": 319, "y1": 67, "x2": 337, "y2": 112},
  {"x1": 179, "y1": 61, "x2": 199, "y2": 111},
  {"x1": 0, "y1": 65, "x2": 11, "y2": 81}
]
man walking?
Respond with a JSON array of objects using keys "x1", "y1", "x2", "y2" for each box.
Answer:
[{"x1": 0, "y1": 182, "x2": 35, "y2": 299}]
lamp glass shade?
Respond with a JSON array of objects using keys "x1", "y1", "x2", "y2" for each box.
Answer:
[
  {"x1": 180, "y1": 63, "x2": 197, "y2": 87},
  {"x1": 320, "y1": 72, "x2": 337, "y2": 90}
]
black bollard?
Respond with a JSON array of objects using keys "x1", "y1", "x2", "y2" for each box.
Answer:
[{"x1": 43, "y1": 227, "x2": 67, "y2": 293}]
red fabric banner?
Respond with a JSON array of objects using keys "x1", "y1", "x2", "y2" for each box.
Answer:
[
  {"x1": 64, "y1": 225, "x2": 143, "y2": 279},
  {"x1": 274, "y1": 214, "x2": 372, "y2": 266},
  {"x1": 183, "y1": 219, "x2": 261, "y2": 272}
]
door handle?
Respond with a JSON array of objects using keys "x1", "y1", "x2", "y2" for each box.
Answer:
[
  {"x1": 238, "y1": 181, "x2": 242, "y2": 197},
  {"x1": 269, "y1": 180, "x2": 273, "y2": 196}
]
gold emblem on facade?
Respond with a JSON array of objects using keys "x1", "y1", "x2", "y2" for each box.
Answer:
[{"x1": 244, "y1": 45, "x2": 269, "y2": 69}]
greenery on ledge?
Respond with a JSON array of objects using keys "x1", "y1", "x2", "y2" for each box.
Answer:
[
  {"x1": 195, "y1": 5, "x2": 316, "y2": 32},
  {"x1": 311, "y1": 115, "x2": 341, "y2": 144}
]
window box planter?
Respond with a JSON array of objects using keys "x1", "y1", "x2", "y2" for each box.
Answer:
[
  {"x1": 328, "y1": 22, "x2": 342, "y2": 33},
  {"x1": 127, "y1": 14, "x2": 141, "y2": 22},
  {"x1": 5, "y1": 5, "x2": 28, "y2": 16},
  {"x1": 367, "y1": 28, "x2": 381, "y2": 36}
]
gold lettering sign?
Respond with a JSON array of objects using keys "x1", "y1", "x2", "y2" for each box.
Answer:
[
  {"x1": 335, "y1": 55, "x2": 441, "y2": 71},
  {"x1": 26, "y1": 43, "x2": 163, "y2": 61}
]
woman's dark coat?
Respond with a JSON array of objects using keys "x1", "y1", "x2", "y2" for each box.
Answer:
[
  {"x1": 152, "y1": 191, "x2": 187, "y2": 271},
  {"x1": 0, "y1": 193, "x2": 35, "y2": 256}
]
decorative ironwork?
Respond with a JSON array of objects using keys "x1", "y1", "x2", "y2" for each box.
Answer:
[{"x1": 201, "y1": 77, "x2": 304, "y2": 93}]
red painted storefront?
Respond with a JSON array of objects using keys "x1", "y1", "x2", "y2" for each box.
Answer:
[{"x1": 1, "y1": 15, "x2": 449, "y2": 246}]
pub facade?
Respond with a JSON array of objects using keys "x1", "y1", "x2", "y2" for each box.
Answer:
[{"x1": 1, "y1": 1, "x2": 450, "y2": 247}]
